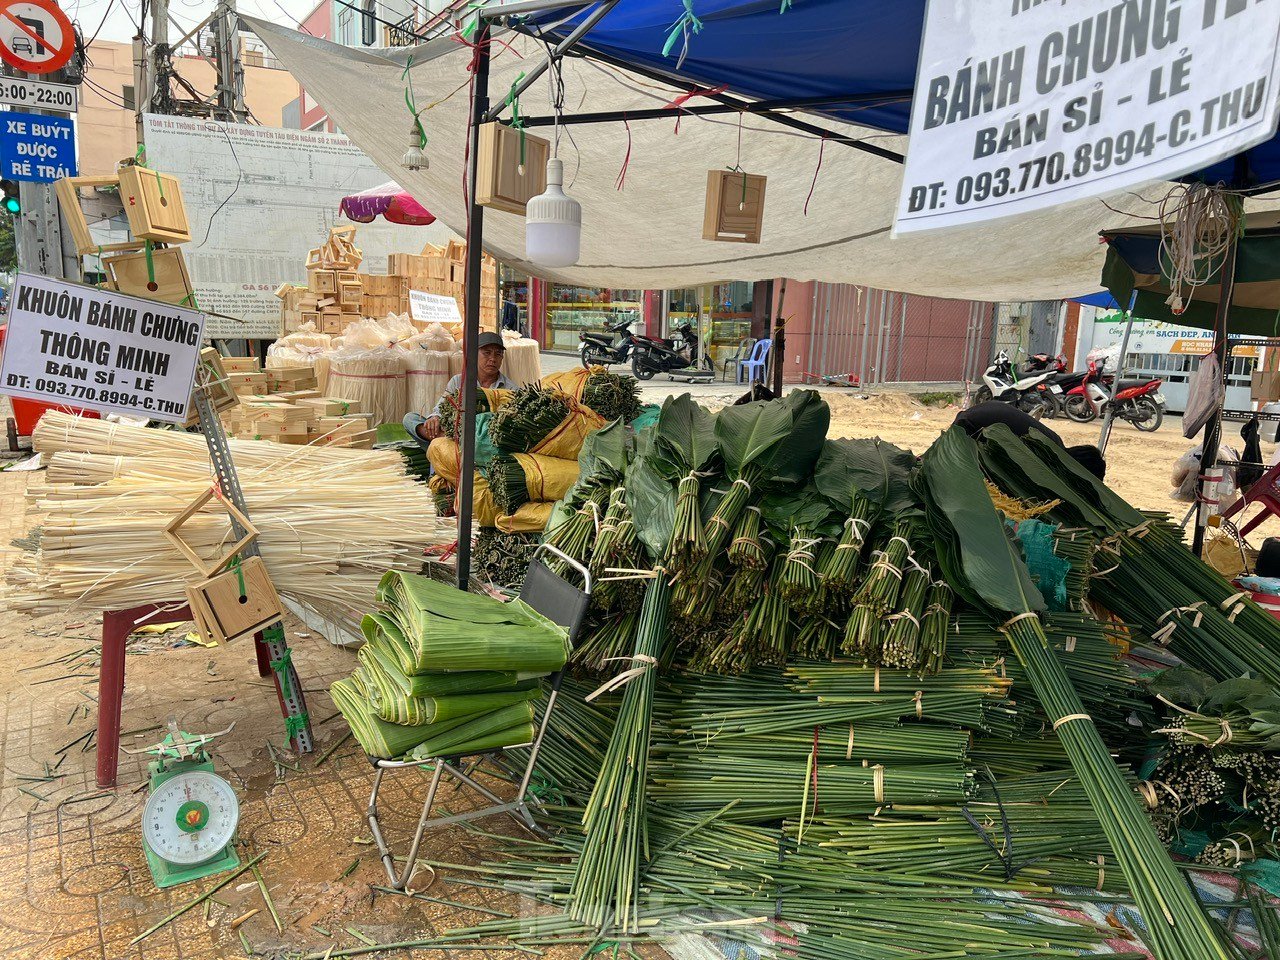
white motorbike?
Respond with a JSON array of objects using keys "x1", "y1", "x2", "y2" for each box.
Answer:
[{"x1": 972, "y1": 351, "x2": 1062, "y2": 418}]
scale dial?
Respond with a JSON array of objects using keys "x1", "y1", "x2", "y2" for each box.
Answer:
[{"x1": 143, "y1": 770, "x2": 239, "y2": 866}]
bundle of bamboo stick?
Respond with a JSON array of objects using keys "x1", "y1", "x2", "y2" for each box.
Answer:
[{"x1": 5, "y1": 413, "x2": 451, "y2": 635}]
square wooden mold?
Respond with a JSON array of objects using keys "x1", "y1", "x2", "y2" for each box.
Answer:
[
  {"x1": 104, "y1": 246, "x2": 194, "y2": 305},
  {"x1": 183, "y1": 347, "x2": 241, "y2": 428},
  {"x1": 117, "y1": 166, "x2": 191, "y2": 245},
  {"x1": 186, "y1": 556, "x2": 283, "y2": 645},
  {"x1": 476, "y1": 122, "x2": 550, "y2": 215},
  {"x1": 703, "y1": 169, "x2": 767, "y2": 244},
  {"x1": 163, "y1": 487, "x2": 261, "y2": 577}
]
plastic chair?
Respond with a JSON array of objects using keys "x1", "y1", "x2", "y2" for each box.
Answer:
[
  {"x1": 720, "y1": 337, "x2": 756, "y2": 382},
  {"x1": 737, "y1": 338, "x2": 772, "y2": 384},
  {"x1": 1218, "y1": 461, "x2": 1280, "y2": 538},
  {"x1": 366, "y1": 544, "x2": 591, "y2": 890}
]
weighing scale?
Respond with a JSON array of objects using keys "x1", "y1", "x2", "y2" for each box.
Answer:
[{"x1": 135, "y1": 722, "x2": 241, "y2": 889}]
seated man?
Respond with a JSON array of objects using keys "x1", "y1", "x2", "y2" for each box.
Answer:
[
  {"x1": 405, "y1": 332, "x2": 515, "y2": 448},
  {"x1": 954, "y1": 401, "x2": 1107, "y2": 480}
]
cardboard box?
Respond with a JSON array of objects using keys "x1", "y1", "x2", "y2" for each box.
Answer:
[{"x1": 1252, "y1": 370, "x2": 1280, "y2": 403}]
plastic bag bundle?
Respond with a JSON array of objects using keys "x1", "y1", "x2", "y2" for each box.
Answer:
[
  {"x1": 404, "y1": 346, "x2": 453, "y2": 415},
  {"x1": 266, "y1": 323, "x2": 331, "y2": 369},
  {"x1": 424, "y1": 323, "x2": 455, "y2": 352}
]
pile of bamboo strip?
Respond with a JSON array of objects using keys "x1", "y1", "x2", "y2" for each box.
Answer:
[{"x1": 4, "y1": 413, "x2": 450, "y2": 632}]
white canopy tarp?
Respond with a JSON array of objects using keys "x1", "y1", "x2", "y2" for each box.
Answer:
[{"x1": 245, "y1": 17, "x2": 1279, "y2": 302}]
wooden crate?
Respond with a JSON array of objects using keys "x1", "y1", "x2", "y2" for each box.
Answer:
[
  {"x1": 703, "y1": 169, "x2": 767, "y2": 244},
  {"x1": 476, "y1": 121, "x2": 550, "y2": 214},
  {"x1": 339, "y1": 281, "x2": 363, "y2": 306},
  {"x1": 186, "y1": 556, "x2": 283, "y2": 645},
  {"x1": 117, "y1": 165, "x2": 191, "y2": 245},
  {"x1": 55, "y1": 174, "x2": 147, "y2": 256},
  {"x1": 223, "y1": 357, "x2": 261, "y2": 373},
  {"x1": 309, "y1": 269, "x2": 337, "y2": 295},
  {"x1": 104, "y1": 246, "x2": 194, "y2": 305}
]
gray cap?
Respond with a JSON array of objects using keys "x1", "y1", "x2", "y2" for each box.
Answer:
[{"x1": 477, "y1": 331, "x2": 506, "y2": 351}]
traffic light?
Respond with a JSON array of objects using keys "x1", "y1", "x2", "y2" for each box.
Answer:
[{"x1": 1, "y1": 180, "x2": 19, "y2": 215}]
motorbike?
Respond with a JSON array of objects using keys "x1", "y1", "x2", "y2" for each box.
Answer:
[
  {"x1": 972, "y1": 351, "x2": 1062, "y2": 417},
  {"x1": 1063, "y1": 359, "x2": 1165, "y2": 431},
  {"x1": 1020, "y1": 353, "x2": 1067, "y2": 377},
  {"x1": 630, "y1": 322, "x2": 713, "y2": 380},
  {"x1": 579, "y1": 317, "x2": 635, "y2": 368}
]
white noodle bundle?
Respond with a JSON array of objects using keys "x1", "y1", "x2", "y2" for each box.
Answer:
[
  {"x1": 267, "y1": 323, "x2": 331, "y2": 369},
  {"x1": 403, "y1": 346, "x2": 453, "y2": 416},
  {"x1": 328, "y1": 347, "x2": 407, "y2": 426},
  {"x1": 500, "y1": 332, "x2": 542, "y2": 386},
  {"x1": 7, "y1": 414, "x2": 450, "y2": 635}
]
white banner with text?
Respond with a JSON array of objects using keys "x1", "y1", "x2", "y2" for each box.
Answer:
[
  {"x1": 0, "y1": 274, "x2": 205, "y2": 423},
  {"x1": 895, "y1": 0, "x2": 1280, "y2": 234}
]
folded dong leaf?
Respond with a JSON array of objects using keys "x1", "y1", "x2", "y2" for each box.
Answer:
[
  {"x1": 376, "y1": 571, "x2": 569, "y2": 673},
  {"x1": 814, "y1": 437, "x2": 918, "y2": 515},
  {"x1": 977, "y1": 425, "x2": 1112, "y2": 532},
  {"x1": 653, "y1": 394, "x2": 718, "y2": 478},
  {"x1": 624, "y1": 426, "x2": 676, "y2": 560},
  {"x1": 916, "y1": 426, "x2": 1044, "y2": 618},
  {"x1": 1022, "y1": 432, "x2": 1146, "y2": 530}
]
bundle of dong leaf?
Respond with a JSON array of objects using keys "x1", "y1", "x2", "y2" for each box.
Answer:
[
  {"x1": 329, "y1": 571, "x2": 568, "y2": 760},
  {"x1": 519, "y1": 390, "x2": 1266, "y2": 959},
  {"x1": 917, "y1": 426, "x2": 1235, "y2": 960}
]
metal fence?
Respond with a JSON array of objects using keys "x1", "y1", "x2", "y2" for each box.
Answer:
[{"x1": 800, "y1": 283, "x2": 999, "y2": 388}]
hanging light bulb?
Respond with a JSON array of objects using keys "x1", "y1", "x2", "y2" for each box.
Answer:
[
  {"x1": 526, "y1": 157, "x2": 580, "y2": 268},
  {"x1": 402, "y1": 121, "x2": 428, "y2": 171}
]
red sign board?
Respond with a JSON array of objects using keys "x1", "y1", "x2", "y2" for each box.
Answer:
[{"x1": 0, "y1": 0, "x2": 74, "y2": 75}]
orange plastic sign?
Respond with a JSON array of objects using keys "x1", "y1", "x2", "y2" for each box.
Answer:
[{"x1": 0, "y1": 0, "x2": 74, "y2": 75}]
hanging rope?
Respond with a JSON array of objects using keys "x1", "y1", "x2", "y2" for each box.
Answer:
[
  {"x1": 615, "y1": 117, "x2": 632, "y2": 191},
  {"x1": 1157, "y1": 183, "x2": 1242, "y2": 315},
  {"x1": 804, "y1": 136, "x2": 827, "y2": 216}
]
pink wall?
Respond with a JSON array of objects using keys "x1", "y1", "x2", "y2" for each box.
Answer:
[{"x1": 298, "y1": 0, "x2": 333, "y2": 132}]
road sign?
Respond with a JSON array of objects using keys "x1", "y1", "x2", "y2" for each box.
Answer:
[
  {"x1": 0, "y1": 74, "x2": 75, "y2": 111},
  {"x1": 0, "y1": 0, "x2": 74, "y2": 75},
  {"x1": 0, "y1": 109, "x2": 74, "y2": 181},
  {"x1": 0, "y1": 273, "x2": 206, "y2": 423}
]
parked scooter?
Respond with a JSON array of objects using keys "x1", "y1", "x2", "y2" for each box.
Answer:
[
  {"x1": 630, "y1": 322, "x2": 713, "y2": 380},
  {"x1": 1063, "y1": 358, "x2": 1165, "y2": 431},
  {"x1": 1020, "y1": 353, "x2": 1067, "y2": 377},
  {"x1": 972, "y1": 351, "x2": 1062, "y2": 417},
  {"x1": 578, "y1": 316, "x2": 635, "y2": 368}
]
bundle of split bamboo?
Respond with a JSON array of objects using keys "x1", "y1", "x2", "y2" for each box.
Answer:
[{"x1": 5, "y1": 413, "x2": 451, "y2": 635}]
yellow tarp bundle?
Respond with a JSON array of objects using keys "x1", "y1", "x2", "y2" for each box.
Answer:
[
  {"x1": 541, "y1": 367, "x2": 593, "y2": 401},
  {"x1": 497, "y1": 502, "x2": 554, "y2": 534},
  {"x1": 428, "y1": 437, "x2": 460, "y2": 484},
  {"x1": 510, "y1": 452, "x2": 578, "y2": 504},
  {"x1": 529, "y1": 397, "x2": 606, "y2": 461}
]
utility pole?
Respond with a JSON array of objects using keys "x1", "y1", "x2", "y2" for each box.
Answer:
[{"x1": 212, "y1": 0, "x2": 247, "y2": 122}]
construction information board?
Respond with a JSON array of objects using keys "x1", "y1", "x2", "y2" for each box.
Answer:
[
  {"x1": 895, "y1": 0, "x2": 1280, "y2": 234},
  {"x1": 142, "y1": 115, "x2": 452, "y2": 339},
  {"x1": 0, "y1": 273, "x2": 205, "y2": 423}
]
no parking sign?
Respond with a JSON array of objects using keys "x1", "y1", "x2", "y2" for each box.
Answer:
[{"x1": 0, "y1": 0, "x2": 74, "y2": 75}]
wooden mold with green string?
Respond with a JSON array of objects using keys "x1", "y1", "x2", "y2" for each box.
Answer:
[
  {"x1": 54, "y1": 163, "x2": 191, "y2": 255},
  {"x1": 165, "y1": 486, "x2": 285, "y2": 645}
]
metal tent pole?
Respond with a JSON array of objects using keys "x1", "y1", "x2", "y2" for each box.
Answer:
[
  {"x1": 456, "y1": 22, "x2": 491, "y2": 589},
  {"x1": 1097, "y1": 308, "x2": 1135, "y2": 455},
  {"x1": 1191, "y1": 234, "x2": 1240, "y2": 559},
  {"x1": 772, "y1": 278, "x2": 787, "y2": 395}
]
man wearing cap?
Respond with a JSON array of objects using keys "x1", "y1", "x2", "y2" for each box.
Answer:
[{"x1": 405, "y1": 331, "x2": 515, "y2": 446}]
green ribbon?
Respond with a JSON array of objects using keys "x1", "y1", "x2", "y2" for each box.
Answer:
[
  {"x1": 283, "y1": 712, "x2": 310, "y2": 748},
  {"x1": 269, "y1": 647, "x2": 293, "y2": 674},
  {"x1": 229, "y1": 554, "x2": 246, "y2": 597},
  {"x1": 154, "y1": 169, "x2": 164, "y2": 201},
  {"x1": 662, "y1": 1, "x2": 703, "y2": 62},
  {"x1": 506, "y1": 73, "x2": 527, "y2": 168},
  {"x1": 134, "y1": 142, "x2": 147, "y2": 167},
  {"x1": 402, "y1": 56, "x2": 427, "y2": 149},
  {"x1": 780, "y1": 0, "x2": 793, "y2": 10},
  {"x1": 459, "y1": 1, "x2": 486, "y2": 40},
  {"x1": 144, "y1": 239, "x2": 156, "y2": 286}
]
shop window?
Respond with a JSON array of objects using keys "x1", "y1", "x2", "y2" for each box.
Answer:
[{"x1": 543, "y1": 285, "x2": 642, "y2": 351}]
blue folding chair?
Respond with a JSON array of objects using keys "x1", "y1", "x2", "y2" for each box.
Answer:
[{"x1": 737, "y1": 338, "x2": 772, "y2": 384}]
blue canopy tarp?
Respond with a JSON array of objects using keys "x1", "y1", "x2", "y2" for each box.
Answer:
[{"x1": 515, "y1": 0, "x2": 1278, "y2": 191}]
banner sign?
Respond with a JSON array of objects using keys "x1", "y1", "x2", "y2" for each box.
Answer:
[
  {"x1": 0, "y1": 273, "x2": 205, "y2": 423},
  {"x1": 895, "y1": 1, "x2": 1280, "y2": 234},
  {"x1": 0, "y1": 111, "x2": 75, "y2": 181},
  {"x1": 409, "y1": 289, "x2": 462, "y2": 325}
]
